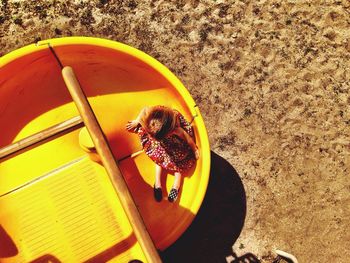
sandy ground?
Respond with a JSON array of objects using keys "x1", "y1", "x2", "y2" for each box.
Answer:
[{"x1": 1, "y1": 0, "x2": 350, "y2": 262}]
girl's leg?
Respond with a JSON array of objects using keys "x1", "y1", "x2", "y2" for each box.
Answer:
[
  {"x1": 154, "y1": 164, "x2": 163, "y2": 202},
  {"x1": 173, "y1": 172, "x2": 182, "y2": 190},
  {"x1": 155, "y1": 164, "x2": 163, "y2": 188},
  {"x1": 168, "y1": 172, "x2": 182, "y2": 202}
]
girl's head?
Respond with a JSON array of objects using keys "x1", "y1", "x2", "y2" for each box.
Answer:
[{"x1": 144, "y1": 106, "x2": 176, "y2": 139}]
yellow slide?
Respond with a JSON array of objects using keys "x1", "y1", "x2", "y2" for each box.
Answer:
[{"x1": 0, "y1": 37, "x2": 210, "y2": 262}]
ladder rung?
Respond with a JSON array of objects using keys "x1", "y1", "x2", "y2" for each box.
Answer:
[{"x1": 0, "y1": 116, "x2": 84, "y2": 160}]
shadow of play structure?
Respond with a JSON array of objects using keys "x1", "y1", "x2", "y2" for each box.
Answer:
[{"x1": 160, "y1": 151, "x2": 247, "y2": 262}]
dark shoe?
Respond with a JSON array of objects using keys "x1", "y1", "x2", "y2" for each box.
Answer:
[
  {"x1": 153, "y1": 185, "x2": 162, "y2": 202},
  {"x1": 168, "y1": 188, "x2": 179, "y2": 203}
]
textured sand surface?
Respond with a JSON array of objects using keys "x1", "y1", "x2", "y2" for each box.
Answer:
[{"x1": 1, "y1": 0, "x2": 350, "y2": 262}]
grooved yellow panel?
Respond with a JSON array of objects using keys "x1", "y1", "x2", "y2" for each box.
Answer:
[{"x1": 0, "y1": 157, "x2": 146, "y2": 263}]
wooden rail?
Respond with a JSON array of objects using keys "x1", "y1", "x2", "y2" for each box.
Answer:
[
  {"x1": 0, "y1": 116, "x2": 83, "y2": 160},
  {"x1": 62, "y1": 66, "x2": 162, "y2": 263}
]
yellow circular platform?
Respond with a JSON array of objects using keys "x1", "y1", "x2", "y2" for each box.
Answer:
[{"x1": 0, "y1": 37, "x2": 210, "y2": 260}]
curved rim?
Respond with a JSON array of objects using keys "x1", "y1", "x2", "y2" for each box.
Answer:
[{"x1": 1, "y1": 36, "x2": 211, "y2": 248}]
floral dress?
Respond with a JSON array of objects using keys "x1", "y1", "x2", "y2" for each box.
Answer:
[{"x1": 137, "y1": 111, "x2": 196, "y2": 172}]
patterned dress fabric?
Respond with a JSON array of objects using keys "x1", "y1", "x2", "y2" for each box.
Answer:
[{"x1": 137, "y1": 110, "x2": 196, "y2": 172}]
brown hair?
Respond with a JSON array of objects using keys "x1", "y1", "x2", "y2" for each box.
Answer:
[{"x1": 143, "y1": 106, "x2": 176, "y2": 139}]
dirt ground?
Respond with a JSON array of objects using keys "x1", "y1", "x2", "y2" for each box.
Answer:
[{"x1": 1, "y1": 0, "x2": 350, "y2": 262}]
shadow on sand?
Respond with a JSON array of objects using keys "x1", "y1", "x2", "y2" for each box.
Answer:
[{"x1": 160, "y1": 151, "x2": 247, "y2": 262}]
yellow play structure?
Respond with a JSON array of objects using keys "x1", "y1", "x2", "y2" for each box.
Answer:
[{"x1": 0, "y1": 37, "x2": 210, "y2": 262}]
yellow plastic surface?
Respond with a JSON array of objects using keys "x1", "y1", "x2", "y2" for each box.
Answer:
[
  {"x1": 0, "y1": 157, "x2": 146, "y2": 263},
  {"x1": 79, "y1": 127, "x2": 95, "y2": 151},
  {"x1": 0, "y1": 37, "x2": 211, "y2": 261},
  {"x1": 79, "y1": 127, "x2": 100, "y2": 162}
]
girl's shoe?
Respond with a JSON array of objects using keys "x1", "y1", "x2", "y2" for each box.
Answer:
[
  {"x1": 153, "y1": 185, "x2": 162, "y2": 202},
  {"x1": 168, "y1": 188, "x2": 179, "y2": 203}
]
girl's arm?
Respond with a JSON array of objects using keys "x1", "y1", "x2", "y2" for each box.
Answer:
[
  {"x1": 126, "y1": 107, "x2": 150, "y2": 132},
  {"x1": 174, "y1": 127, "x2": 200, "y2": 160}
]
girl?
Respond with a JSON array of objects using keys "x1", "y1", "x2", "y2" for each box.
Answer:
[{"x1": 126, "y1": 105, "x2": 199, "y2": 202}]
